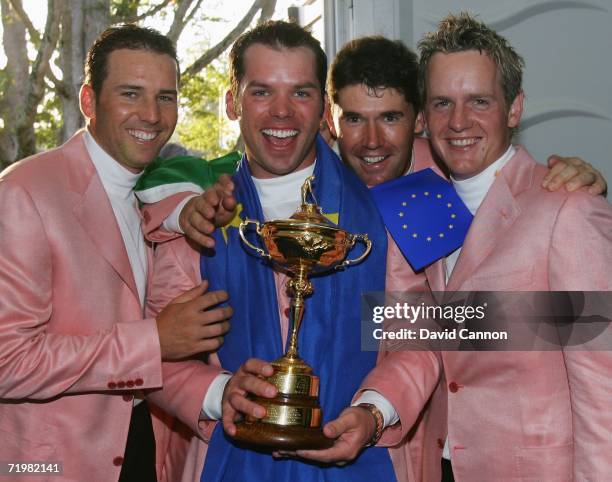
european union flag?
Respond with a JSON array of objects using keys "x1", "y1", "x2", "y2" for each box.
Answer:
[{"x1": 370, "y1": 168, "x2": 473, "y2": 271}]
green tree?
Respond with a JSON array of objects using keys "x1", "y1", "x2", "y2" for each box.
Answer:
[{"x1": 176, "y1": 62, "x2": 237, "y2": 158}]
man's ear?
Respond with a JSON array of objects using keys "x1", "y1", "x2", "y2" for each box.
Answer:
[
  {"x1": 225, "y1": 90, "x2": 238, "y2": 120},
  {"x1": 323, "y1": 97, "x2": 338, "y2": 139},
  {"x1": 80, "y1": 84, "x2": 96, "y2": 120},
  {"x1": 414, "y1": 110, "x2": 426, "y2": 135},
  {"x1": 326, "y1": 103, "x2": 340, "y2": 140},
  {"x1": 507, "y1": 90, "x2": 524, "y2": 129}
]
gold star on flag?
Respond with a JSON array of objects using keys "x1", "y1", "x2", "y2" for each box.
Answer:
[{"x1": 221, "y1": 204, "x2": 244, "y2": 243}]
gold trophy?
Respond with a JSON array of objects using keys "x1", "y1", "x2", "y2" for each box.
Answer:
[{"x1": 233, "y1": 176, "x2": 372, "y2": 450}]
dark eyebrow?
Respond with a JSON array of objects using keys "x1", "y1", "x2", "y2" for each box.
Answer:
[
  {"x1": 116, "y1": 84, "x2": 143, "y2": 91},
  {"x1": 244, "y1": 81, "x2": 320, "y2": 90},
  {"x1": 294, "y1": 82, "x2": 319, "y2": 90},
  {"x1": 381, "y1": 111, "x2": 404, "y2": 117},
  {"x1": 341, "y1": 111, "x2": 361, "y2": 118},
  {"x1": 468, "y1": 93, "x2": 494, "y2": 101},
  {"x1": 114, "y1": 85, "x2": 177, "y2": 96},
  {"x1": 245, "y1": 81, "x2": 270, "y2": 89}
]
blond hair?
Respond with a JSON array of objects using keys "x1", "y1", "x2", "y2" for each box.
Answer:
[{"x1": 417, "y1": 12, "x2": 524, "y2": 108}]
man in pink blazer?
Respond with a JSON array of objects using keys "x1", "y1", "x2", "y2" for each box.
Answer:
[
  {"x1": 0, "y1": 25, "x2": 230, "y2": 482},
  {"x1": 297, "y1": 13, "x2": 612, "y2": 482}
]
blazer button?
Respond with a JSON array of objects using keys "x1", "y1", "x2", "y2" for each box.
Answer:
[
  {"x1": 126, "y1": 380, "x2": 135, "y2": 388},
  {"x1": 107, "y1": 381, "x2": 117, "y2": 389},
  {"x1": 437, "y1": 438, "x2": 444, "y2": 449},
  {"x1": 448, "y1": 381, "x2": 460, "y2": 393},
  {"x1": 135, "y1": 378, "x2": 144, "y2": 386},
  {"x1": 122, "y1": 394, "x2": 134, "y2": 402},
  {"x1": 117, "y1": 381, "x2": 126, "y2": 389},
  {"x1": 113, "y1": 456, "x2": 124, "y2": 466}
]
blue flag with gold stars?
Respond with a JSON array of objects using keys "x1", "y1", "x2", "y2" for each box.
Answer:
[{"x1": 371, "y1": 168, "x2": 473, "y2": 271}]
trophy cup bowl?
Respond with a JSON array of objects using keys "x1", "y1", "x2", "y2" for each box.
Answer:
[{"x1": 231, "y1": 176, "x2": 371, "y2": 450}]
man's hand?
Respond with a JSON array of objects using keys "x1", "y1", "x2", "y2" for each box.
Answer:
[
  {"x1": 156, "y1": 281, "x2": 232, "y2": 360},
  {"x1": 543, "y1": 155, "x2": 607, "y2": 195},
  {"x1": 282, "y1": 406, "x2": 376, "y2": 464},
  {"x1": 179, "y1": 174, "x2": 237, "y2": 248},
  {"x1": 221, "y1": 358, "x2": 277, "y2": 436}
]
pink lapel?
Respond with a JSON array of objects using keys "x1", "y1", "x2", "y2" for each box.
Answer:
[
  {"x1": 66, "y1": 131, "x2": 140, "y2": 301},
  {"x1": 445, "y1": 147, "x2": 535, "y2": 292}
]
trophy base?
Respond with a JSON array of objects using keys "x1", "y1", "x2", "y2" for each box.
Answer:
[
  {"x1": 233, "y1": 420, "x2": 334, "y2": 450},
  {"x1": 230, "y1": 354, "x2": 333, "y2": 450}
]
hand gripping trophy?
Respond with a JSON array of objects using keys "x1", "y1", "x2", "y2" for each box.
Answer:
[{"x1": 234, "y1": 176, "x2": 372, "y2": 450}]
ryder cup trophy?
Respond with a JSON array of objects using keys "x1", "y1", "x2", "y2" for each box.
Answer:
[{"x1": 233, "y1": 176, "x2": 372, "y2": 450}]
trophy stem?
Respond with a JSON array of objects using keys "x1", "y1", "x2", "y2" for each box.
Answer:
[
  {"x1": 286, "y1": 291, "x2": 304, "y2": 358},
  {"x1": 286, "y1": 267, "x2": 313, "y2": 359}
]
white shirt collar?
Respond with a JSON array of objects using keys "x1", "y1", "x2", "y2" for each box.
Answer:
[
  {"x1": 451, "y1": 145, "x2": 516, "y2": 215},
  {"x1": 84, "y1": 129, "x2": 142, "y2": 200},
  {"x1": 251, "y1": 162, "x2": 316, "y2": 220}
]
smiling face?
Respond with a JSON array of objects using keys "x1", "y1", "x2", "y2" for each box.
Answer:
[
  {"x1": 423, "y1": 50, "x2": 523, "y2": 179},
  {"x1": 225, "y1": 44, "x2": 324, "y2": 179},
  {"x1": 328, "y1": 84, "x2": 422, "y2": 186},
  {"x1": 80, "y1": 48, "x2": 178, "y2": 172}
]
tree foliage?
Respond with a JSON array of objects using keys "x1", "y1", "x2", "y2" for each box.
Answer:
[
  {"x1": 177, "y1": 62, "x2": 235, "y2": 158},
  {"x1": 0, "y1": 0, "x2": 278, "y2": 168}
]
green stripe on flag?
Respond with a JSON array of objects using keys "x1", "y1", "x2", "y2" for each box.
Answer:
[{"x1": 134, "y1": 151, "x2": 241, "y2": 203}]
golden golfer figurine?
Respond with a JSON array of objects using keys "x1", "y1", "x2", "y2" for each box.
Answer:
[{"x1": 234, "y1": 176, "x2": 372, "y2": 450}]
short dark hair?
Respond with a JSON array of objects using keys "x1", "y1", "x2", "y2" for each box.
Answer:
[
  {"x1": 229, "y1": 20, "x2": 327, "y2": 100},
  {"x1": 328, "y1": 36, "x2": 420, "y2": 111},
  {"x1": 85, "y1": 23, "x2": 179, "y2": 97}
]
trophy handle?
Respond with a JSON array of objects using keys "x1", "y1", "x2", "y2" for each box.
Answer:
[
  {"x1": 337, "y1": 233, "x2": 372, "y2": 269},
  {"x1": 238, "y1": 219, "x2": 272, "y2": 261}
]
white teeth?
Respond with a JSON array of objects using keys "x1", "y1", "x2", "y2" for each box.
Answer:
[
  {"x1": 449, "y1": 138, "x2": 477, "y2": 147},
  {"x1": 362, "y1": 156, "x2": 386, "y2": 165},
  {"x1": 262, "y1": 129, "x2": 298, "y2": 139},
  {"x1": 128, "y1": 129, "x2": 157, "y2": 141}
]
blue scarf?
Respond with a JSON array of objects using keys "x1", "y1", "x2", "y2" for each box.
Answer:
[{"x1": 200, "y1": 135, "x2": 395, "y2": 482}]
